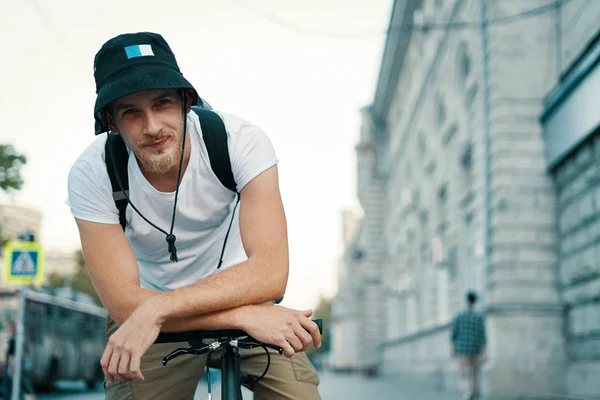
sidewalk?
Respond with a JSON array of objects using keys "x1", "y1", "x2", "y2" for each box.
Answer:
[
  {"x1": 192, "y1": 369, "x2": 459, "y2": 400},
  {"x1": 317, "y1": 370, "x2": 458, "y2": 400}
]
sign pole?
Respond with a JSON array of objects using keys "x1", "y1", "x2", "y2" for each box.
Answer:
[{"x1": 11, "y1": 289, "x2": 26, "y2": 400}]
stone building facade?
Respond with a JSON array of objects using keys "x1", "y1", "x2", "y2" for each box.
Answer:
[
  {"x1": 333, "y1": 0, "x2": 600, "y2": 397},
  {"x1": 541, "y1": 0, "x2": 600, "y2": 396},
  {"x1": 0, "y1": 204, "x2": 42, "y2": 243},
  {"x1": 331, "y1": 108, "x2": 387, "y2": 374}
]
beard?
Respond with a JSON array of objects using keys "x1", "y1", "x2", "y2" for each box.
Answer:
[{"x1": 129, "y1": 129, "x2": 184, "y2": 174}]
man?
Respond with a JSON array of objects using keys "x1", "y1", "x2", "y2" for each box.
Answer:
[
  {"x1": 67, "y1": 31, "x2": 321, "y2": 399},
  {"x1": 451, "y1": 291, "x2": 487, "y2": 400}
]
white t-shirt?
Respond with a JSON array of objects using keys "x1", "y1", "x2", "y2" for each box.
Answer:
[{"x1": 67, "y1": 111, "x2": 278, "y2": 291}]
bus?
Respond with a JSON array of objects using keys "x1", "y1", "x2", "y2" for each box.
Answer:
[{"x1": 0, "y1": 287, "x2": 107, "y2": 392}]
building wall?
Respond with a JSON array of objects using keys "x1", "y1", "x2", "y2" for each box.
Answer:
[
  {"x1": 330, "y1": 280, "x2": 361, "y2": 370},
  {"x1": 44, "y1": 251, "x2": 79, "y2": 277},
  {"x1": 331, "y1": 209, "x2": 362, "y2": 370},
  {"x1": 553, "y1": 132, "x2": 600, "y2": 397},
  {"x1": 330, "y1": 316, "x2": 361, "y2": 370},
  {"x1": 382, "y1": 324, "x2": 454, "y2": 390},
  {"x1": 485, "y1": 1, "x2": 566, "y2": 395},
  {"x1": 378, "y1": 0, "x2": 568, "y2": 397},
  {"x1": 339, "y1": 0, "x2": 600, "y2": 396},
  {"x1": 547, "y1": 0, "x2": 600, "y2": 397},
  {"x1": 380, "y1": 0, "x2": 488, "y2": 387},
  {"x1": 560, "y1": 0, "x2": 600, "y2": 72},
  {"x1": 0, "y1": 204, "x2": 42, "y2": 243},
  {"x1": 354, "y1": 113, "x2": 387, "y2": 372}
]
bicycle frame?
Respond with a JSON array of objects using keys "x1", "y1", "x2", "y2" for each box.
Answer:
[{"x1": 221, "y1": 345, "x2": 242, "y2": 400}]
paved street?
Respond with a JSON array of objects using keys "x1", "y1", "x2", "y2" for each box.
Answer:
[
  {"x1": 319, "y1": 370, "x2": 457, "y2": 400},
  {"x1": 34, "y1": 372, "x2": 600, "y2": 400},
  {"x1": 36, "y1": 370, "x2": 459, "y2": 400}
]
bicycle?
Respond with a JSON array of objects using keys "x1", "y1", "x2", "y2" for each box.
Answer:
[{"x1": 155, "y1": 318, "x2": 323, "y2": 400}]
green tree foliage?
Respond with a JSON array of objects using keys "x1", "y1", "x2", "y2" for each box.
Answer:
[
  {"x1": 47, "y1": 272, "x2": 67, "y2": 288},
  {"x1": 45, "y1": 250, "x2": 103, "y2": 307},
  {"x1": 0, "y1": 144, "x2": 26, "y2": 253},
  {"x1": 0, "y1": 144, "x2": 27, "y2": 192}
]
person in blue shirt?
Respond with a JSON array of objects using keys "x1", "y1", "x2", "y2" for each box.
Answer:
[{"x1": 451, "y1": 291, "x2": 488, "y2": 400}]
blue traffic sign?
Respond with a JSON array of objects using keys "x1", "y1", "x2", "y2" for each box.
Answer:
[{"x1": 11, "y1": 250, "x2": 38, "y2": 276}]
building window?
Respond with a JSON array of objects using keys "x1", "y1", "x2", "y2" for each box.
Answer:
[
  {"x1": 457, "y1": 41, "x2": 471, "y2": 88},
  {"x1": 420, "y1": 210, "x2": 428, "y2": 225},
  {"x1": 464, "y1": 213, "x2": 477, "y2": 293},
  {"x1": 447, "y1": 245, "x2": 458, "y2": 279},
  {"x1": 425, "y1": 160, "x2": 436, "y2": 176},
  {"x1": 437, "y1": 183, "x2": 448, "y2": 234},
  {"x1": 438, "y1": 183, "x2": 448, "y2": 203},
  {"x1": 442, "y1": 123, "x2": 458, "y2": 147},
  {"x1": 460, "y1": 141, "x2": 473, "y2": 170},
  {"x1": 436, "y1": 94, "x2": 447, "y2": 128}
]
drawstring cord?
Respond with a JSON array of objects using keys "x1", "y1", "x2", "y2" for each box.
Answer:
[
  {"x1": 106, "y1": 91, "x2": 188, "y2": 262},
  {"x1": 164, "y1": 91, "x2": 189, "y2": 261}
]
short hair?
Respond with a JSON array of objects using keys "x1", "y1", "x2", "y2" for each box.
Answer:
[{"x1": 466, "y1": 291, "x2": 477, "y2": 304}]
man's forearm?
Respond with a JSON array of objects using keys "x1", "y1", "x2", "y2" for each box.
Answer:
[
  {"x1": 161, "y1": 307, "x2": 243, "y2": 332},
  {"x1": 153, "y1": 256, "x2": 287, "y2": 325},
  {"x1": 112, "y1": 286, "x2": 246, "y2": 332}
]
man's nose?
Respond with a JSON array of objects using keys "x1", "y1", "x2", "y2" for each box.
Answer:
[{"x1": 142, "y1": 111, "x2": 161, "y2": 135}]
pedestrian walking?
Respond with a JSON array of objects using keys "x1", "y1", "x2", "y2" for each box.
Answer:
[{"x1": 451, "y1": 291, "x2": 487, "y2": 400}]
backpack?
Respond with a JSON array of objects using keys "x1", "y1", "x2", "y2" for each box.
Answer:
[{"x1": 104, "y1": 104, "x2": 239, "y2": 269}]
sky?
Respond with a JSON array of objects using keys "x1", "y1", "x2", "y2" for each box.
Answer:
[{"x1": 0, "y1": 0, "x2": 392, "y2": 310}]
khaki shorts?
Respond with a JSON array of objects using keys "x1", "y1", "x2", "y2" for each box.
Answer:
[{"x1": 103, "y1": 316, "x2": 321, "y2": 400}]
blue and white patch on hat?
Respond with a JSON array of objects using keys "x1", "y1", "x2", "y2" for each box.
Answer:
[{"x1": 124, "y1": 44, "x2": 154, "y2": 59}]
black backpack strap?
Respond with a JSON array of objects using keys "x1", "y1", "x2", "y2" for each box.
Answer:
[
  {"x1": 105, "y1": 133, "x2": 130, "y2": 231},
  {"x1": 192, "y1": 107, "x2": 239, "y2": 269},
  {"x1": 192, "y1": 106, "x2": 237, "y2": 193}
]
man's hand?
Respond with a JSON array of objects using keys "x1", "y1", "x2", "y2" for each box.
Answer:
[
  {"x1": 237, "y1": 304, "x2": 322, "y2": 357},
  {"x1": 101, "y1": 297, "x2": 162, "y2": 384},
  {"x1": 480, "y1": 350, "x2": 489, "y2": 363}
]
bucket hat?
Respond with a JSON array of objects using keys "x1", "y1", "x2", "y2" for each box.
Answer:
[{"x1": 93, "y1": 32, "x2": 198, "y2": 134}]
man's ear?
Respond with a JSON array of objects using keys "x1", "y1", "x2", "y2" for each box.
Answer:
[
  {"x1": 105, "y1": 111, "x2": 120, "y2": 134},
  {"x1": 183, "y1": 89, "x2": 195, "y2": 113}
]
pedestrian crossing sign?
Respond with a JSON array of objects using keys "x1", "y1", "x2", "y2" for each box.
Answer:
[{"x1": 3, "y1": 241, "x2": 44, "y2": 285}]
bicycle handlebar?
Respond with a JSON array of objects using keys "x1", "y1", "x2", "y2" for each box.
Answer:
[
  {"x1": 156, "y1": 318, "x2": 324, "y2": 367},
  {"x1": 155, "y1": 328, "x2": 247, "y2": 344},
  {"x1": 155, "y1": 318, "x2": 323, "y2": 344}
]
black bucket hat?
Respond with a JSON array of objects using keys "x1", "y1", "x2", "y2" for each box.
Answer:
[{"x1": 93, "y1": 32, "x2": 198, "y2": 135}]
